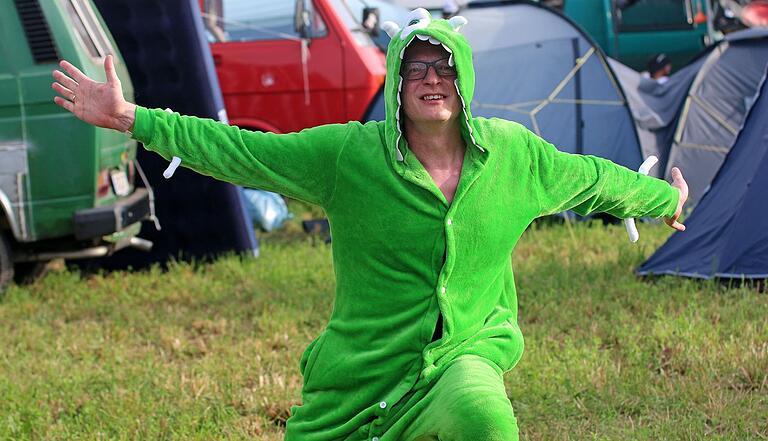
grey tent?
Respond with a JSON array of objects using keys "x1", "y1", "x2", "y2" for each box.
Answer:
[
  {"x1": 368, "y1": 1, "x2": 644, "y2": 170},
  {"x1": 609, "y1": 56, "x2": 705, "y2": 178},
  {"x1": 665, "y1": 28, "x2": 768, "y2": 208},
  {"x1": 637, "y1": 69, "x2": 768, "y2": 280},
  {"x1": 612, "y1": 28, "x2": 768, "y2": 204}
]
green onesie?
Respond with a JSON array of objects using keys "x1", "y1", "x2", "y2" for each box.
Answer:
[{"x1": 131, "y1": 9, "x2": 679, "y2": 441}]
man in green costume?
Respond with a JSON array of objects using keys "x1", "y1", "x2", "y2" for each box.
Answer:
[{"x1": 52, "y1": 8, "x2": 687, "y2": 440}]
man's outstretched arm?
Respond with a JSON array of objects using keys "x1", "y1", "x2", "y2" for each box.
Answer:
[
  {"x1": 52, "y1": 55, "x2": 349, "y2": 207},
  {"x1": 529, "y1": 129, "x2": 688, "y2": 231}
]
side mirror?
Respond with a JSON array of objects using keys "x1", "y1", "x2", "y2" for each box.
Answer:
[
  {"x1": 362, "y1": 7, "x2": 380, "y2": 37},
  {"x1": 295, "y1": 0, "x2": 312, "y2": 39}
]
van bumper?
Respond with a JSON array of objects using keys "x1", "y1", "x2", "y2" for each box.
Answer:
[{"x1": 73, "y1": 188, "x2": 151, "y2": 240}]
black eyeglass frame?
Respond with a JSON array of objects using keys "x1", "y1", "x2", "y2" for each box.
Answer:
[{"x1": 400, "y1": 57, "x2": 457, "y2": 81}]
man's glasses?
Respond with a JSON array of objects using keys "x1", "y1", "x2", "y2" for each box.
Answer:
[{"x1": 400, "y1": 57, "x2": 457, "y2": 81}]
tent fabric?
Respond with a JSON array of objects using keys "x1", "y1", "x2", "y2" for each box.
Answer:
[
  {"x1": 367, "y1": 1, "x2": 643, "y2": 170},
  {"x1": 611, "y1": 28, "x2": 768, "y2": 188},
  {"x1": 88, "y1": 0, "x2": 258, "y2": 270},
  {"x1": 663, "y1": 29, "x2": 768, "y2": 208},
  {"x1": 609, "y1": 57, "x2": 704, "y2": 177},
  {"x1": 466, "y1": 2, "x2": 642, "y2": 169},
  {"x1": 637, "y1": 69, "x2": 768, "y2": 280}
]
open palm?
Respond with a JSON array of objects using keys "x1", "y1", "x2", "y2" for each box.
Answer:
[{"x1": 52, "y1": 54, "x2": 135, "y2": 132}]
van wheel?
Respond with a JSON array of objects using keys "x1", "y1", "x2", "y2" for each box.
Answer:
[
  {"x1": 14, "y1": 261, "x2": 48, "y2": 285},
  {"x1": 0, "y1": 233, "x2": 13, "y2": 292}
]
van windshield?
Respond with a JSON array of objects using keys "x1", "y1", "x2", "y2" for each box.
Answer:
[
  {"x1": 202, "y1": 0, "x2": 331, "y2": 42},
  {"x1": 327, "y1": 0, "x2": 375, "y2": 46}
]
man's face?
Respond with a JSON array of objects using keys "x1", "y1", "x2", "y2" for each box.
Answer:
[{"x1": 400, "y1": 40, "x2": 461, "y2": 126}]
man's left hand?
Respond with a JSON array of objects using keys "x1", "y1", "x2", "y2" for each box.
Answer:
[{"x1": 665, "y1": 167, "x2": 688, "y2": 231}]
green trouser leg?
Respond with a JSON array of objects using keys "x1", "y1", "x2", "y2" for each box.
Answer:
[{"x1": 380, "y1": 355, "x2": 519, "y2": 441}]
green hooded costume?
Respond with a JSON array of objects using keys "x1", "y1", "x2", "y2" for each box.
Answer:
[{"x1": 130, "y1": 8, "x2": 679, "y2": 440}]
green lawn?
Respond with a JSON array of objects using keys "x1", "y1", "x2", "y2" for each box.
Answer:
[{"x1": 0, "y1": 221, "x2": 765, "y2": 440}]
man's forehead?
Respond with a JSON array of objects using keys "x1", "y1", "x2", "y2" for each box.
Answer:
[{"x1": 403, "y1": 39, "x2": 449, "y2": 62}]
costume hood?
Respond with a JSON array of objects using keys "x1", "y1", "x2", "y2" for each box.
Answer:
[{"x1": 381, "y1": 9, "x2": 486, "y2": 165}]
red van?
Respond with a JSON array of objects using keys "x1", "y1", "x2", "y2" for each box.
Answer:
[{"x1": 200, "y1": 0, "x2": 386, "y2": 133}]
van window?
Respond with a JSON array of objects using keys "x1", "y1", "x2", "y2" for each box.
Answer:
[
  {"x1": 207, "y1": 0, "x2": 296, "y2": 42},
  {"x1": 617, "y1": 0, "x2": 695, "y2": 32},
  {"x1": 326, "y1": 0, "x2": 374, "y2": 46},
  {"x1": 305, "y1": 0, "x2": 328, "y2": 38},
  {"x1": 62, "y1": 0, "x2": 114, "y2": 58},
  {"x1": 204, "y1": 0, "x2": 324, "y2": 43}
]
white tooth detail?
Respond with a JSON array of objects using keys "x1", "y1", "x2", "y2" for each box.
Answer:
[
  {"x1": 416, "y1": 34, "x2": 429, "y2": 41},
  {"x1": 448, "y1": 55, "x2": 454, "y2": 67},
  {"x1": 441, "y1": 44, "x2": 453, "y2": 54},
  {"x1": 396, "y1": 76, "x2": 404, "y2": 161},
  {"x1": 453, "y1": 79, "x2": 484, "y2": 152},
  {"x1": 428, "y1": 37, "x2": 441, "y2": 45}
]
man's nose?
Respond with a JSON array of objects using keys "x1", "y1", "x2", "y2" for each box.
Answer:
[{"x1": 423, "y1": 66, "x2": 441, "y2": 84}]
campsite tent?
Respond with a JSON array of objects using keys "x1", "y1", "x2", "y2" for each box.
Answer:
[
  {"x1": 609, "y1": 56, "x2": 705, "y2": 177},
  {"x1": 367, "y1": 1, "x2": 644, "y2": 170},
  {"x1": 612, "y1": 28, "x2": 768, "y2": 201},
  {"x1": 664, "y1": 28, "x2": 768, "y2": 208},
  {"x1": 637, "y1": 69, "x2": 768, "y2": 280}
]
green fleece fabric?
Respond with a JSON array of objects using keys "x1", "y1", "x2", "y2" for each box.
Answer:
[{"x1": 132, "y1": 13, "x2": 679, "y2": 441}]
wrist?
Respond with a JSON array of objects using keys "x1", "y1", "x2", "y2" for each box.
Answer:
[{"x1": 114, "y1": 102, "x2": 137, "y2": 133}]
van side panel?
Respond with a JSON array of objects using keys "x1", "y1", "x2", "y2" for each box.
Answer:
[
  {"x1": 13, "y1": 0, "x2": 96, "y2": 239},
  {"x1": 0, "y1": 1, "x2": 35, "y2": 240},
  {"x1": 9, "y1": 0, "x2": 137, "y2": 241}
]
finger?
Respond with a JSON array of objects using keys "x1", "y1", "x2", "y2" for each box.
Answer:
[
  {"x1": 59, "y1": 59, "x2": 88, "y2": 83},
  {"x1": 664, "y1": 217, "x2": 685, "y2": 232},
  {"x1": 671, "y1": 220, "x2": 686, "y2": 232},
  {"x1": 53, "y1": 70, "x2": 78, "y2": 90},
  {"x1": 671, "y1": 167, "x2": 683, "y2": 183},
  {"x1": 51, "y1": 82, "x2": 75, "y2": 100},
  {"x1": 54, "y1": 96, "x2": 75, "y2": 112},
  {"x1": 104, "y1": 54, "x2": 120, "y2": 85}
]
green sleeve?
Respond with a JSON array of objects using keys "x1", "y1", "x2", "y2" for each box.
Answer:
[
  {"x1": 131, "y1": 106, "x2": 349, "y2": 207},
  {"x1": 527, "y1": 130, "x2": 679, "y2": 219}
]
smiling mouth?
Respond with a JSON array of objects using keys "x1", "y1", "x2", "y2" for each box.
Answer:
[{"x1": 421, "y1": 94, "x2": 446, "y2": 101}]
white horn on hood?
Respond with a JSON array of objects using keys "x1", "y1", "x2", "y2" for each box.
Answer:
[
  {"x1": 400, "y1": 8, "x2": 432, "y2": 40},
  {"x1": 381, "y1": 21, "x2": 401, "y2": 38},
  {"x1": 448, "y1": 15, "x2": 468, "y2": 32}
]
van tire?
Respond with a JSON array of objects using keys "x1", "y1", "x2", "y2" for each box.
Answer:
[
  {"x1": 0, "y1": 233, "x2": 13, "y2": 292},
  {"x1": 14, "y1": 261, "x2": 48, "y2": 285}
]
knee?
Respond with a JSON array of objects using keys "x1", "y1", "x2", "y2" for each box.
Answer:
[
  {"x1": 440, "y1": 397, "x2": 518, "y2": 441},
  {"x1": 425, "y1": 357, "x2": 520, "y2": 441}
]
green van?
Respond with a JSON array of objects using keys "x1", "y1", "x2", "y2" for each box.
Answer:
[
  {"x1": 0, "y1": 0, "x2": 153, "y2": 290},
  {"x1": 556, "y1": 0, "x2": 719, "y2": 70}
]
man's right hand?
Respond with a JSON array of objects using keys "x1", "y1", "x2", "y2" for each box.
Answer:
[
  {"x1": 664, "y1": 167, "x2": 688, "y2": 232},
  {"x1": 52, "y1": 54, "x2": 136, "y2": 133}
]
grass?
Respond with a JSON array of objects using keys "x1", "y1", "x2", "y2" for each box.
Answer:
[{"x1": 0, "y1": 219, "x2": 766, "y2": 440}]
